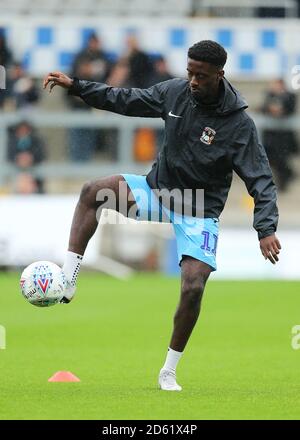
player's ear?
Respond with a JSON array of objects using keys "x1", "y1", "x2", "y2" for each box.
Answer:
[{"x1": 218, "y1": 69, "x2": 224, "y2": 79}]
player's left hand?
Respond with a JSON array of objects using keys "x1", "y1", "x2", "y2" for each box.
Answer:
[{"x1": 260, "y1": 234, "x2": 281, "y2": 264}]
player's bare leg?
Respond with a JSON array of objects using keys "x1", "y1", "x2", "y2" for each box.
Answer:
[
  {"x1": 171, "y1": 257, "x2": 211, "y2": 351},
  {"x1": 159, "y1": 257, "x2": 211, "y2": 391},
  {"x1": 68, "y1": 175, "x2": 135, "y2": 255},
  {"x1": 62, "y1": 175, "x2": 136, "y2": 301}
]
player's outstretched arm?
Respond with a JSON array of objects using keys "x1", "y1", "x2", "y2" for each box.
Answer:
[
  {"x1": 43, "y1": 71, "x2": 73, "y2": 93},
  {"x1": 44, "y1": 72, "x2": 170, "y2": 117},
  {"x1": 259, "y1": 233, "x2": 281, "y2": 264}
]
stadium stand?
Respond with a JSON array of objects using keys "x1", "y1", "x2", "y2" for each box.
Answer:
[
  {"x1": 0, "y1": 14, "x2": 299, "y2": 229},
  {"x1": 0, "y1": 0, "x2": 194, "y2": 16},
  {"x1": 0, "y1": 0, "x2": 298, "y2": 17},
  {"x1": 2, "y1": 19, "x2": 299, "y2": 79}
]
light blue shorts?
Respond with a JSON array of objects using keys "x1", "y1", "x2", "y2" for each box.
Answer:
[{"x1": 122, "y1": 174, "x2": 219, "y2": 271}]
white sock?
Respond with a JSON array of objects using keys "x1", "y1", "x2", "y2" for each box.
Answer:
[
  {"x1": 62, "y1": 251, "x2": 83, "y2": 286},
  {"x1": 162, "y1": 347, "x2": 183, "y2": 373}
]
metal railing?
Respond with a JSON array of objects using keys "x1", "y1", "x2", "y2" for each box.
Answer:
[
  {"x1": 0, "y1": 110, "x2": 299, "y2": 184},
  {"x1": 0, "y1": 111, "x2": 164, "y2": 184}
]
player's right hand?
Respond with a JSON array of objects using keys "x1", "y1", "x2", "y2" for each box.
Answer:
[{"x1": 43, "y1": 71, "x2": 73, "y2": 93}]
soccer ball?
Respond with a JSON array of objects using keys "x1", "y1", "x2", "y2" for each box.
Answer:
[{"x1": 20, "y1": 261, "x2": 66, "y2": 307}]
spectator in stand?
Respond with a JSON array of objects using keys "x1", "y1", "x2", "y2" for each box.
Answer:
[
  {"x1": 0, "y1": 29, "x2": 13, "y2": 109},
  {"x1": 8, "y1": 62, "x2": 39, "y2": 110},
  {"x1": 71, "y1": 32, "x2": 112, "y2": 86},
  {"x1": 144, "y1": 55, "x2": 174, "y2": 156},
  {"x1": 0, "y1": 30, "x2": 12, "y2": 67},
  {"x1": 8, "y1": 121, "x2": 46, "y2": 193},
  {"x1": 106, "y1": 58, "x2": 131, "y2": 87},
  {"x1": 261, "y1": 79, "x2": 298, "y2": 192},
  {"x1": 13, "y1": 173, "x2": 39, "y2": 195},
  {"x1": 109, "y1": 40, "x2": 162, "y2": 162},
  {"x1": 67, "y1": 33, "x2": 113, "y2": 162},
  {"x1": 123, "y1": 33, "x2": 154, "y2": 88},
  {"x1": 147, "y1": 55, "x2": 174, "y2": 86}
]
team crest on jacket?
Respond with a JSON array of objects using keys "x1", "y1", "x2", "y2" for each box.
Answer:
[{"x1": 200, "y1": 127, "x2": 216, "y2": 145}]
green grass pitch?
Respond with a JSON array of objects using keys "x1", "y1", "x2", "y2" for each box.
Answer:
[{"x1": 0, "y1": 272, "x2": 300, "y2": 420}]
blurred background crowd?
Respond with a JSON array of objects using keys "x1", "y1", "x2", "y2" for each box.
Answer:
[
  {"x1": 0, "y1": 29, "x2": 176, "y2": 192},
  {"x1": 0, "y1": 0, "x2": 299, "y2": 273},
  {"x1": 0, "y1": 1, "x2": 300, "y2": 196}
]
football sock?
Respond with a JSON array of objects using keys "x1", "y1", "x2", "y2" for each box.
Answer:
[
  {"x1": 162, "y1": 347, "x2": 183, "y2": 373},
  {"x1": 62, "y1": 251, "x2": 83, "y2": 286}
]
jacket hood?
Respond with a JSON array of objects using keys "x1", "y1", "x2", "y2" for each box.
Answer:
[
  {"x1": 216, "y1": 77, "x2": 248, "y2": 115},
  {"x1": 189, "y1": 77, "x2": 248, "y2": 116}
]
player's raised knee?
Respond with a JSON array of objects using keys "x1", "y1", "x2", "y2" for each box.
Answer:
[{"x1": 80, "y1": 180, "x2": 97, "y2": 204}]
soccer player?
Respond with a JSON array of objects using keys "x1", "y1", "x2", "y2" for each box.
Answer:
[{"x1": 43, "y1": 40, "x2": 281, "y2": 391}]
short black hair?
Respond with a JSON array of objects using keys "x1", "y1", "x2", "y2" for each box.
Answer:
[{"x1": 188, "y1": 40, "x2": 227, "y2": 69}]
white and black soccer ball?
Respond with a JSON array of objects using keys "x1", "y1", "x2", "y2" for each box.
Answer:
[{"x1": 20, "y1": 261, "x2": 66, "y2": 307}]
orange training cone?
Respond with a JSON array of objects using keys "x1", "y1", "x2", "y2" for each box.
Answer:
[{"x1": 48, "y1": 371, "x2": 80, "y2": 382}]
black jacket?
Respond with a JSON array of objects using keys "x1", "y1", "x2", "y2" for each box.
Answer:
[{"x1": 69, "y1": 77, "x2": 278, "y2": 239}]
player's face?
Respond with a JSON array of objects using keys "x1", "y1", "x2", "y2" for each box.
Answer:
[{"x1": 187, "y1": 58, "x2": 223, "y2": 102}]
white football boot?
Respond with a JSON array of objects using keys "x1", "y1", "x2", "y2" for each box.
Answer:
[
  {"x1": 158, "y1": 369, "x2": 182, "y2": 391},
  {"x1": 60, "y1": 279, "x2": 76, "y2": 303}
]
